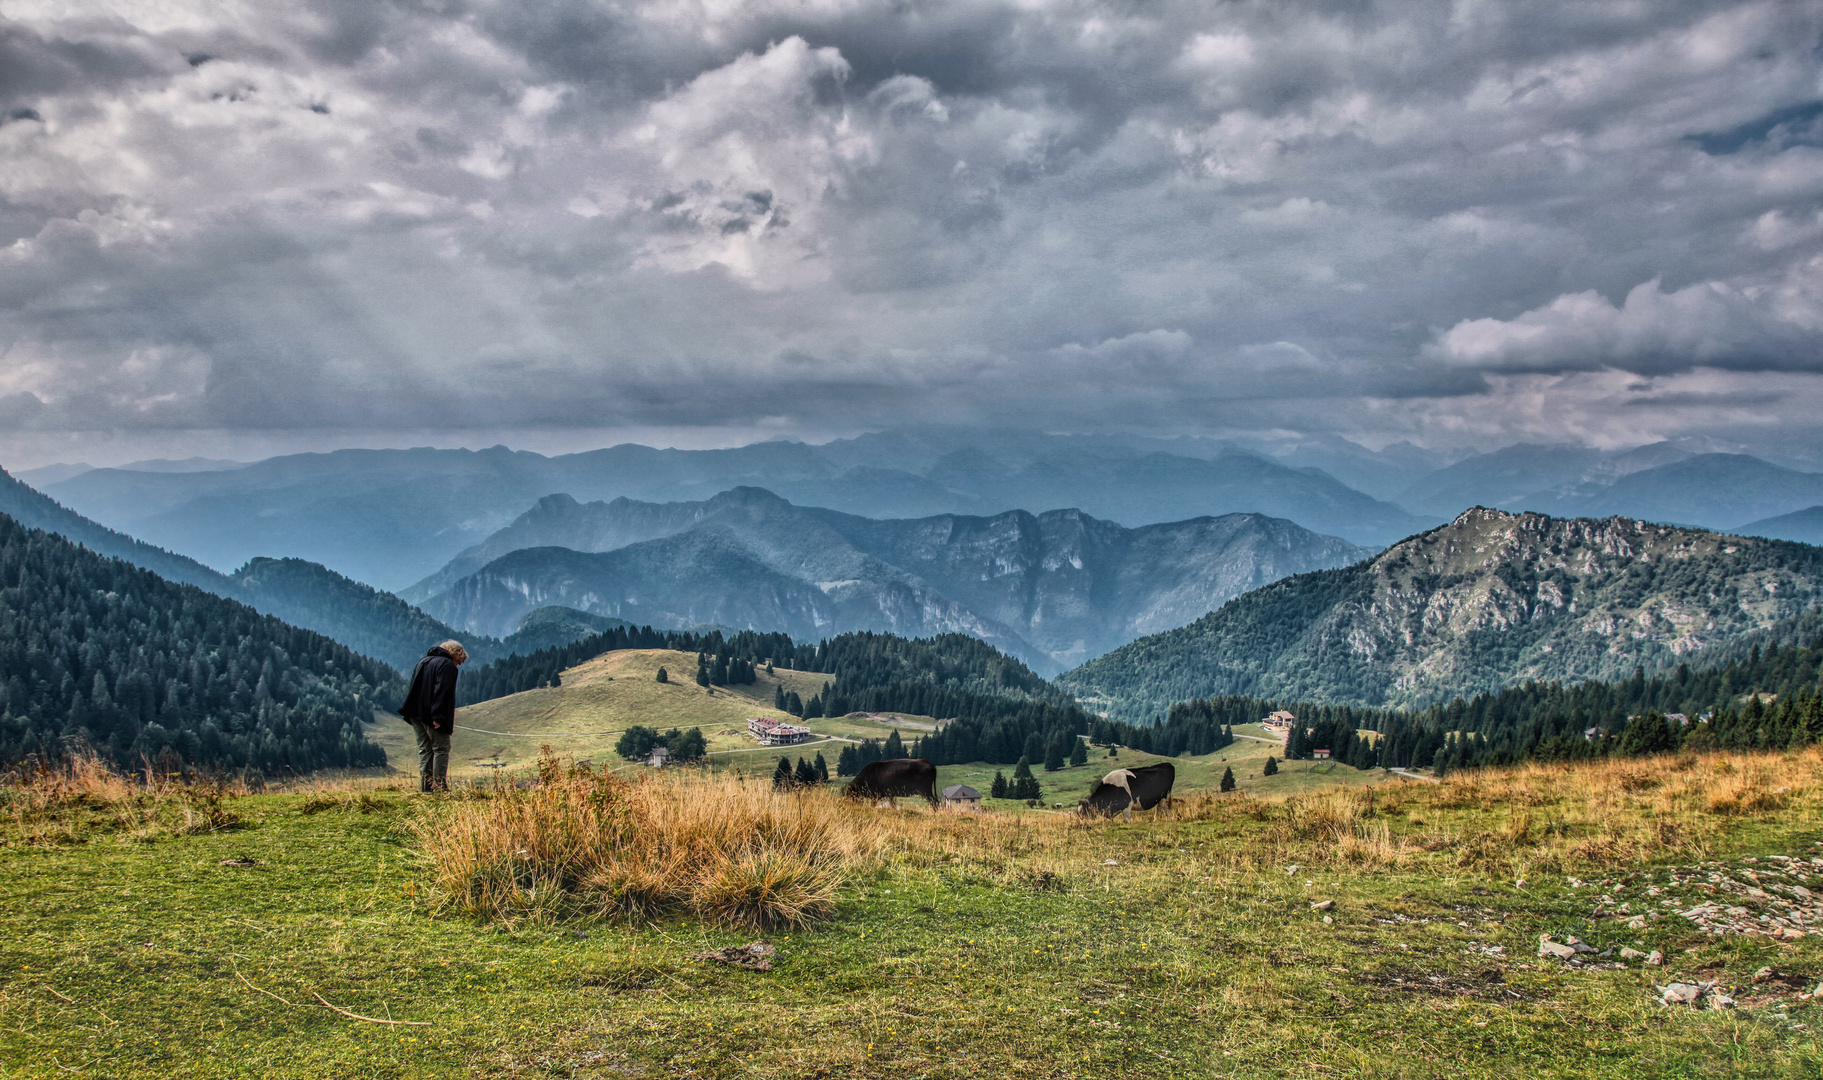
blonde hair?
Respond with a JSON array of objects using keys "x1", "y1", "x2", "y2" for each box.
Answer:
[{"x1": 438, "y1": 640, "x2": 470, "y2": 665}]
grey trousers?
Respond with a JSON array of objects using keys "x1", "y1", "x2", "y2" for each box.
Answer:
[{"x1": 410, "y1": 720, "x2": 451, "y2": 792}]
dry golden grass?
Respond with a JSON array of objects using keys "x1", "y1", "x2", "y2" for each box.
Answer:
[{"x1": 409, "y1": 750, "x2": 1097, "y2": 930}]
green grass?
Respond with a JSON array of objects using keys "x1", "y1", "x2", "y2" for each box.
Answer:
[{"x1": 5, "y1": 751, "x2": 1823, "y2": 1078}]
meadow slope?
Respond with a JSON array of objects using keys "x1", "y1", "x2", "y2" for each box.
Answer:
[{"x1": 3, "y1": 750, "x2": 1822, "y2": 1078}]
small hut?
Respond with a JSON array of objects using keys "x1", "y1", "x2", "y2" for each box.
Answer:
[
  {"x1": 646, "y1": 746, "x2": 671, "y2": 768},
  {"x1": 942, "y1": 784, "x2": 983, "y2": 808}
]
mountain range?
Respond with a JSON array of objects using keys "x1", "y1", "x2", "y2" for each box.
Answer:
[
  {"x1": 1059, "y1": 507, "x2": 1823, "y2": 718},
  {"x1": 30, "y1": 433, "x2": 1434, "y2": 589},
  {"x1": 0, "y1": 468, "x2": 599, "y2": 672},
  {"x1": 414, "y1": 487, "x2": 1374, "y2": 674}
]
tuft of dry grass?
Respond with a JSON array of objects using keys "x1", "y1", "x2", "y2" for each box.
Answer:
[{"x1": 411, "y1": 751, "x2": 1092, "y2": 930}]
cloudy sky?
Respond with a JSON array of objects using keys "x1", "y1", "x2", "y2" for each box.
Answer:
[{"x1": 3, "y1": 0, "x2": 1822, "y2": 467}]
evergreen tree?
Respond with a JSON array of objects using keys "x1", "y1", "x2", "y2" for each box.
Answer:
[
  {"x1": 1068, "y1": 737, "x2": 1088, "y2": 767},
  {"x1": 786, "y1": 690, "x2": 804, "y2": 716},
  {"x1": 671, "y1": 727, "x2": 707, "y2": 762},
  {"x1": 883, "y1": 729, "x2": 905, "y2": 758},
  {"x1": 1044, "y1": 733, "x2": 1068, "y2": 772},
  {"x1": 1015, "y1": 774, "x2": 1043, "y2": 801},
  {"x1": 774, "y1": 684, "x2": 787, "y2": 710},
  {"x1": 795, "y1": 757, "x2": 819, "y2": 786},
  {"x1": 1263, "y1": 755, "x2": 1279, "y2": 776},
  {"x1": 1618, "y1": 712, "x2": 1677, "y2": 757},
  {"x1": 616, "y1": 725, "x2": 660, "y2": 760},
  {"x1": 837, "y1": 744, "x2": 859, "y2": 776},
  {"x1": 1220, "y1": 765, "x2": 1236, "y2": 792},
  {"x1": 695, "y1": 654, "x2": 710, "y2": 687},
  {"x1": 773, "y1": 756, "x2": 795, "y2": 790},
  {"x1": 803, "y1": 692, "x2": 824, "y2": 719},
  {"x1": 655, "y1": 666, "x2": 668, "y2": 684},
  {"x1": 1012, "y1": 754, "x2": 1034, "y2": 781},
  {"x1": 814, "y1": 751, "x2": 830, "y2": 783},
  {"x1": 990, "y1": 770, "x2": 1008, "y2": 798},
  {"x1": 712, "y1": 655, "x2": 729, "y2": 686}
]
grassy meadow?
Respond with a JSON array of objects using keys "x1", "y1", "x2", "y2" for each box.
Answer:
[
  {"x1": 365, "y1": 649, "x2": 940, "y2": 781},
  {"x1": 4, "y1": 747, "x2": 1823, "y2": 1078}
]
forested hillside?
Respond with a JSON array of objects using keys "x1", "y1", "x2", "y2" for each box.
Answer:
[
  {"x1": 1062, "y1": 508, "x2": 1823, "y2": 718},
  {"x1": 0, "y1": 469, "x2": 616, "y2": 676},
  {"x1": 1142, "y1": 634, "x2": 1823, "y2": 778},
  {"x1": 0, "y1": 514, "x2": 396, "y2": 774}
]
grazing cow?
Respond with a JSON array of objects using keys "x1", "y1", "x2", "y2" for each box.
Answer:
[
  {"x1": 843, "y1": 758, "x2": 940, "y2": 807},
  {"x1": 1078, "y1": 762, "x2": 1176, "y2": 820}
]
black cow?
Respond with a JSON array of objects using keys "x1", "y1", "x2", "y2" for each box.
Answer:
[
  {"x1": 1078, "y1": 762, "x2": 1176, "y2": 820},
  {"x1": 842, "y1": 758, "x2": 940, "y2": 807}
]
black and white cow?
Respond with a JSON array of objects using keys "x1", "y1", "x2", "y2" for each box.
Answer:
[
  {"x1": 1078, "y1": 762, "x2": 1175, "y2": 820},
  {"x1": 842, "y1": 758, "x2": 940, "y2": 807}
]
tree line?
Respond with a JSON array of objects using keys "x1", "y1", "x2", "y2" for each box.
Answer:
[{"x1": 0, "y1": 514, "x2": 397, "y2": 775}]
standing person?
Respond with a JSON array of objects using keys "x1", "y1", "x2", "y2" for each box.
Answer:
[{"x1": 399, "y1": 640, "x2": 468, "y2": 792}]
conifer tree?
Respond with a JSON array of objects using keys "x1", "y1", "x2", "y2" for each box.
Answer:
[
  {"x1": 1068, "y1": 738, "x2": 1088, "y2": 767},
  {"x1": 1012, "y1": 754, "x2": 1034, "y2": 781},
  {"x1": 774, "y1": 684, "x2": 787, "y2": 710},
  {"x1": 883, "y1": 729, "x2": 905, "y2": 759},
  {"x1": 990, "y1": 770, "x2": 1008, "y2": 798},
  {"x1": 1044, "y1": 733, "x2": 1067, "y2": 772},
  {"x1": 655, "y1": 667, "x2": 668, "y2": 683},
  {"x1": 1220, "y1": 765, "x2": 1236, "y2": 792},
  {"x1": 814, "y1": 751, "x2": 829, "y2": 783},
  {"x1": 786, "y1": 690, "x2": 803, "y2": 716},
  {"x1": 773, "y1": 756, "x2": 795, "y2": 789},
  {"x1": 695, "y1": 654, "x2": 710, "y2": 687},
  {"x1": 837, "y1": 744, "x2": 859, "y2": 776},
  {"x1": 1263, "y1": 755, "x2": 1278, "y2": 776},
  {"x1": 795, "y1": 757, "x2": 819, "y2": 786}
]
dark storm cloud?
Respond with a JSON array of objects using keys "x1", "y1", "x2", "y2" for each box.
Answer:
[{"x1": 4, "y1": 0, "x2": 1823, "y2": 460}]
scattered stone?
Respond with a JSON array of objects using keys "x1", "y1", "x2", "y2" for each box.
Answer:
[
  {"x1": 1619, "y1": 947, "x2": 1646, "y2": 961},
  {"x1": 1311, "y1": 900, "x2": 1336, "y2": 912},
  {"x1": 1103, "y1": 859, "x2": 1120, "y2": 866},
  {"x1": 1646, "y1": 951, "x2": 1665, "y2": 967},
  {"x1": 1754, "y1": 966, "x2": 1777, "y2": 983},
  {"x1": 1660, "y1": 982, "x2": 1707, "y2": 1006},
  {"x1": 1564, "y1": 936, "x2": 1596, "y2": 954},
  {"x1": 1708, "y1": 992, "x2": 1738, "y2": 1010},
  {"x1": 689, "y1": 942, "x2": 777, "y2": 972},
  {"x1": 1627, "y1": 916, "x2": 1648, "y2": 930},
  {"x1": 1515, "y1": 878, "x2": 1527, "y2": 889},
  {"x1": 217, "y1": 857, "x2": 258, "y2": 867},
  {"x1": 1322, "y1": 915, "x2": 1334, "y2": 925},
  {"x1": 1286, "y1": 864, "x2": 1300, "y2": 874},
  {"x1": 1539, "y1": 938, "x2": 1579, "y2": 961}
]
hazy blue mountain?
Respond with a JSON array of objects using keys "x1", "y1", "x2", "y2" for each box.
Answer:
[
  {"x1": 14, "y1": 462, "x2": 94, "y2": 486},
  {"x1": 39, "y1": 433, "x2": 1429, "y2": 589},
  {"x1": 417, "y1": 487, "x2": 1373, "y2": 672},
  {"x1": 227, "y1": 557, "x2": 497, "y2": 673},
  {"x1": 1249, "y1": 435, "x2": 1455, "y2": 501},
  {"x1": 500, "y1": 606, "x2": 634, "y2": 656},
  {"x1": 1736, "y1": 506, "x2": 1823, "y2": 547},
  {"x1": 1535, "y1": 454, "x2": 1823, "y2": 530},
  {"x1": 0, "y1": 467, "x2": 610, "y2": 674},
  {"x1": 1060, "y1": 507, "x2": 1823, "y2": 719},
  {"x1": 0, "y1": 466, "x2": 240, "y2": 594},
  {"x1": 426, "y1": 531, "x2": 852, "y2": 648}
]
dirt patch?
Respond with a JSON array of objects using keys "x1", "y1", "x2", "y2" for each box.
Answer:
[{"x1": 1353, "y1": 966, "x2": 1531, "y2": 1002}]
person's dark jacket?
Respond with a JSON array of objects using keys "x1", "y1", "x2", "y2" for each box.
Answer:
[{"x1": 399, "y1": 647, "x2": 460, "y2": 734}]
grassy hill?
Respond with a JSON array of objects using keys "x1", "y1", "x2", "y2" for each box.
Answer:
[{"x1": 366, "y1": 649, "x2": 943, "y2": 780}]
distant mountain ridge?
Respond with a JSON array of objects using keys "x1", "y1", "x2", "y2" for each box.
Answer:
[
  {"x1": 1059, "y1": 507, "x2": 1823, "y2": 718},
  {"x1": 34, "y1": 433, "x2": 1434, "y2": 589},
  {"x1": 417, "y1": 487, "x2": 1375, "y2": 673}
]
